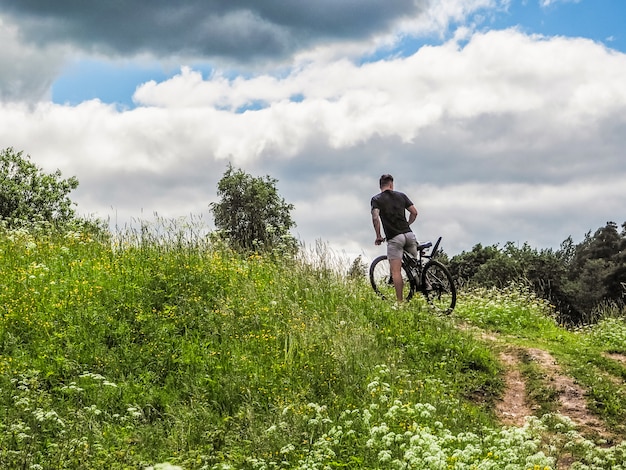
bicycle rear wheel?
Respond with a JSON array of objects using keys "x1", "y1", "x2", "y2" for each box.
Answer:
[
  {"x1": 369, "y1": 255, "x2": 415, "y2": 301},
  {"x1": 421, "y1": 260, "x2": 456, "y2": 314}
]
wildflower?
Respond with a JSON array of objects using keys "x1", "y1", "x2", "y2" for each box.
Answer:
[
  {"x1": 378, "y1": 450, "x2": 393, "y2": 462},
  {"x1": 280, "y1": 444, "x2": 295, "y2": 454},
  {"x1": 146, "y1": 464, "x2": 183, "y2": 470}
]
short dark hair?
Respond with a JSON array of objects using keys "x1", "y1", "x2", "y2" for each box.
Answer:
[{"x1": 379, "y1": 174, "x2": 394, "y2": 188}]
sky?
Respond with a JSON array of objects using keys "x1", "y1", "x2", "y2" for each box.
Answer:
[{"x1": 1, "y1": 0, "x2": 625, "y2": 263}]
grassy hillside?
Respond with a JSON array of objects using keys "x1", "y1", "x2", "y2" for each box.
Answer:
[{"x1": 1, "y1": 224, "x2": 626, "y2": 469}]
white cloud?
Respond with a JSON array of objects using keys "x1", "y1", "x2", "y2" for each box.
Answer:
[
  {"x1": 131, "y1": 28, "x2": 626, "y2": 163},
  {"x1": 540, "y1": 0, "x2": 581, "y2": 8},
  {"x1": 402, "y1": 0, "x2": 503, "y2": 36}
]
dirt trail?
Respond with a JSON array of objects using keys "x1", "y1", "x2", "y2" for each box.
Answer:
[
  {"x1": 458, "y1": 321, "x2": 626, "y2": 469},
  {"x1": 459, "y1": 321, "x2": 625, "y2": 439},
  {"x1": 495, "y1": 349, "x2": 534, "y2": 427},
  {"x1": 496, "y1": 347, "x2": 612, "y2": 438}
]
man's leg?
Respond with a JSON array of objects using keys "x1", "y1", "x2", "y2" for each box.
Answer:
[
  {"x1": 387, "y1": 234, "x2": 406, "y2": 302},
  {"x1": 389, "y1": 258, "x2": 404, "y2": 302}
]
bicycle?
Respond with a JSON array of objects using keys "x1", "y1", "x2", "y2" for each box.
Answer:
[{"x1": 369, "y1": 236, "x2": 457, "y2": 314}]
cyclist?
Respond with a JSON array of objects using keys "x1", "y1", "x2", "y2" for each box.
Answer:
[{"x1": 371, "y1": 174, "x2": 419, "y2": 302}]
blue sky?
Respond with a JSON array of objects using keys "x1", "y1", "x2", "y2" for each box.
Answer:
[
  {"x1": 52, "y1": 60, "x2": 169, "y2": 108},
  {"x1": 498, "y1": 0, "x2": 625, "y2": 49},
  {"x1": 1, "y1": 0, "x2": 626, "y2": 260}
]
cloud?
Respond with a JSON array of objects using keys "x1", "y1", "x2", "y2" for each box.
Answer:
[
  {"x1": 0, "y1": 0, "x2": 508, "y2": 103},
  {"x1": 540, "y1": 0, "x2": 581, "y2": 8},
  {"x1": 0, "y1": 0, "x2": 428, "y2": 62},
  {"x1": 418, "y1": 177, "x2": 626, "y2": 253},
  {"x1": 0, "y1": 16, "x2": 67, "y2": 101},
  {"x1": 133, "y1": 28, "x2": 626, "y2": 176}
]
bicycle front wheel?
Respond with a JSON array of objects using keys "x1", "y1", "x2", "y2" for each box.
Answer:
[
  {"x1": 421, "y1": 260, "x2": 456, "y2": 314},
  {"x1": 369, "y1": 255, "x2": 415, "y2": 301}
]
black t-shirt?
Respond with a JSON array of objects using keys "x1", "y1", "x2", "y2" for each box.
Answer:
[{"x1": 371, "y1": 190, "x2": 414, "y2": 240}]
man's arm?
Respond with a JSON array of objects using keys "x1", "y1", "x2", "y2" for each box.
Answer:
[
  {"x1": 371, "y1": 208, "x2": 384, "y2": 245},
  {"x1": 407, "y1": 205, "x2": 418, "y2": 225}
]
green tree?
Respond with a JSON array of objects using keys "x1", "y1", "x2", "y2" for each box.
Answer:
[
  {"x1": 605, "y1": 222, "x2": 626, "y2": 302},
  {"x1": 449, "y1": 241, "x2": 572, "y2": 321},
  {"x1": 449, "y1": 222, "x2": 626, "y2": 325},
  {"x1": 563, "y1": 221, "x2": 626, "y2": 322},
  {"x1": 572, "y1": 222, "x2": 621, "y2": 264},
  {"x1": 0, "y1": 147, "x2": 79, "y2": 228},
  {"x1": 209, "y1": 164, "x2": 297, "y2": 253},
  {"x1": 474, "y1": 253, "x2": 519, "y2": 288},
  {"x1": 448, "y1": 243, "x2": 501, "y2": 283}
]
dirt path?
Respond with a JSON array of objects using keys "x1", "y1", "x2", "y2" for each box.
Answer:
[
  {"x1": 495, "y1": 349, "x2": 534, "y2": 427},
  {"x1": 458, "y1": 321, "x2": 624, "y2": 439},
  {"x1": 496, "y1": 347, "x2": 611, "y2": 438},
  {"x1": 457, "y1": 321, "x2": 626, "y2": 469}
]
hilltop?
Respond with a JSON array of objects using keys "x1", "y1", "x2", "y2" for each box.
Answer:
[{"x1": 1, "y1": 225, "x2": 625, "y2": 469}]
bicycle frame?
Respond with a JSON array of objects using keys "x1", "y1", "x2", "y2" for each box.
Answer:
[{"x1": 402, "y1": 236, "x2": 441, "y2": 289}]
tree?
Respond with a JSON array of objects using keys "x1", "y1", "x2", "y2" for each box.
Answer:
[
  {"x1": 448, "y1": 222, "x2": 626, "y2": 325},
  {"x1": 563, "y1": 221, "x2": 626, "y2": 322},
  {"x1": 572, "y1": 222, "x2": 621, "y2": 264},
  {"x1": 0, "y1": 147, "x2": 79, "y2": 228},
  {"x1": 447, "y1": 243, "x2": 501, "y2": 283},
  {"x1": 209, "y1": 164, "x2": 296, "y2": 252}
]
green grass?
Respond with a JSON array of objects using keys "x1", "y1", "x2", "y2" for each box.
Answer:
[
  {"x1": 517, "y1": 350, "x2": 560, "y2": 416},
  {"x1": 1, "y1": 223, "x2": 626, "y2": 469}
]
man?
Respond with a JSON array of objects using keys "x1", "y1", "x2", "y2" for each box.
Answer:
[{"x1": 371, "y1": 174, "x2": 418, "y2": 302}]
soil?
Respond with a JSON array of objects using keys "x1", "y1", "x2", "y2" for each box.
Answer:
[
  {"x1": 495, "y1": 349, "x2": 533, "y2": 427},
  {"x1": 495, "y1": 346, "x2": 613, "y2": 438}
]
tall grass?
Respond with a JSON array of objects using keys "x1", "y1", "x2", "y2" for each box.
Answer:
[{"x1": 1, "y1": 221, "x2": 625, "y2": 469}]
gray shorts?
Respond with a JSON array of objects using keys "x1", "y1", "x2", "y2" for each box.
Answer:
[{"x1": 387, "y1": 232, "x2": 418, "y2": 260}]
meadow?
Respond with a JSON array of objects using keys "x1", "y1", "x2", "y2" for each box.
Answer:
[{"x1": 1, "y1": 221, "x2": 626, "y2": 469}]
